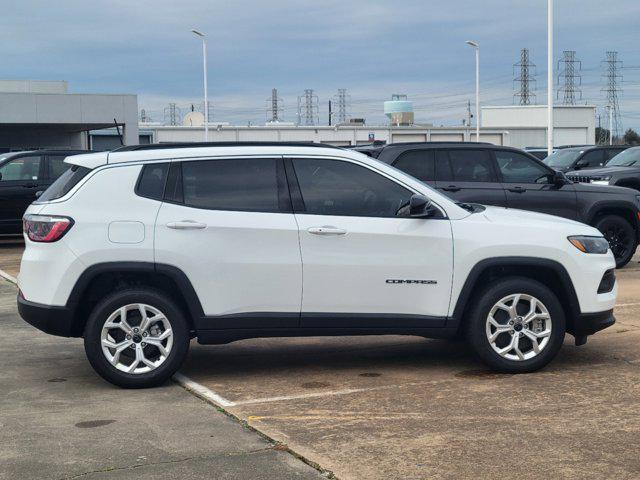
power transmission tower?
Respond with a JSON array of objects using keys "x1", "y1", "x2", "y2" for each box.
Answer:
[
  {"x1": 513, "y1": 48, "x2": 536, "y2": 105},
  {"x1": 333, "y1": 88, "x2": 350, "y2": 124},
  {"x1": 600, "y1": 51, "x2": 623, "y2": 144},
  {"x1": 198, "y1": 102, "x2": 214, "y2": 123},
  {"x1": 297, "y1": 89, "x2": 319, "y2": 126},
  {"x1": 266, "y1": 88, "x2": 283, "y2": 122},
  {"x1": 163, "y1": 103, "x2": 181, "y2": 126},
  {"x1": 557, "y1": 50, "x2": 582, "y2": 105},
  {"x1": 140, "y1": 109, "x2": 150, "y2": 123}
]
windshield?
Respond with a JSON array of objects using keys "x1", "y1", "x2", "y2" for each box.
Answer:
[
  {"x1": 605, "y1": 147, "x2": 640, "y2": 167},
  {"x1": 544, "y1": 149, "x2": 582, "y2": 167}
]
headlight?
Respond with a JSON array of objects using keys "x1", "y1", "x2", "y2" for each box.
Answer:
[
  {"x1": 568, "y1": 236, "x2": 609, "y2": 254},
  {"x1": 591, "y1": 176, "x2": 611, "y2": 185}
]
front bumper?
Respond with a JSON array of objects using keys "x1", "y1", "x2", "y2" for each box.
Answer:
[
  {"x1": 17, "y1": 294, "x2": 76, "y2": 337},
  {"x1": 570, "y1": 309, "x2": 616, "y2": 345}
]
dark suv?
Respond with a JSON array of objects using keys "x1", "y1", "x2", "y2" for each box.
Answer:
[
  {"x1": 0, "y1": 149, "x2": 86, "y2": 234},
  {"x1": 356, "y1": 142, "x2": 640, "y2": 267},
  {"x1": 566, "y1": 146, "x2": 640, "y2": 191},
  {"x1": 544, "y1": 145, "x2": 629, "y2": 173}
]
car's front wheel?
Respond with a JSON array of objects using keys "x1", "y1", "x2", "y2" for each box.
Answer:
[
  {"x1": 465, "y1": 277, "x2": 566, "y2": 373},
  {"x1": 594, "y1": 215, "x2": 636, "y2": 268},
  {"x1": 84, "y1": 289, "x2": 190, "y2": 388}
]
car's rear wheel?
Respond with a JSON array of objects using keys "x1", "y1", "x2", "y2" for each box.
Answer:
[
  {"x1": 84, "y1": 289, "x2": 190, "y2": 388},
  {"x1": 465, "y1": 277, "x2": 566, "y2": 373},
  {"x1": 594, "y1": 215, "x2": 636, "y2": 268}
]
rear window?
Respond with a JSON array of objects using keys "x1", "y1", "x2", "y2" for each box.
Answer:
[{"x1": 38, "y1": 165, "x2": 91, "y2": 202}]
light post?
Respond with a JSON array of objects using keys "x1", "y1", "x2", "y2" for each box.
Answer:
[
  {"x1": 547, "y1": 0, "x2": 554, "y2": 155},
  {"x1": 191, "y1": 29, "x2": 208, "y2": 141},
  {"x1": 465, "y1": 40, "x2": 480, "y2": 141}
]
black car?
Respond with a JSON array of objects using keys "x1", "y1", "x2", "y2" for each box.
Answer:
[
  {"x1": 0, "y1": 149, "x2": 86, "y2": 234},
  {"x1": 356, "y1": 142, "x2": 640, "y2": 267},
  {"x1": 566, "y1": 146, "x2": 640, "y2": 190},
  {"x1": 544, "y1": 145, "x2": 629, "y2": 173}
]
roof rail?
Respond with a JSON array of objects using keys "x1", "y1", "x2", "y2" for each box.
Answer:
[
  {"x1": 112, "y1": 141, "x2": 345, "y2": 152},
  {"x1": 385, "y1": 141, "x2": 492, "y2": 147}
]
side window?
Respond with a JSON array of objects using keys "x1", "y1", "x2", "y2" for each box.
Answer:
[
  {"x1": 447, "y1": 149, "x2": 495, "y2": 182},
  {"x1": 292, "y1": 158, "x2": 413, "y2": 218},
  {"x1": 435, "y1": 150, "x2": 453, "y2": 182},
  {"x1": 606, "y1": 148, "x2": 624, "y2": 161},
  {"x1": 495, "y1": 150, "x2": 552, "y2": 184},
  {"x1": 0, "y1": 156, "x2": 41, "y2": 182},
  {"x1": 392, "y1": 150, "x2": 435, "y2": 182},
  {"x1": 136, "y1": 163, "x2": 169, "y2": 200},
  {"x1": 48, "y1": 155, "x2": 70, "y2": 180},
  {"x1": 579, "y1": 150, "x2": 604, "y2": 167},
  {"x1": 181, "y1": 158, "x2": 282, "y2": 212}
]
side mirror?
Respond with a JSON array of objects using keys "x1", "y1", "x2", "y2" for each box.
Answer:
[
  {"x1": 35, "y1": 191, "x2": 43, "y2": 198},
  {"x1": 575, "y1": 159, "x2": 588, "y2": 169},
  {"x1": 0, "y1": 172, "x2": 3, "y2": 181},
  {"x1": 409, "y1": 194, "x2": 434, "y2": 218},
  {"x1": 552, "y1": 170, "x2": 568, "y2": 186}
]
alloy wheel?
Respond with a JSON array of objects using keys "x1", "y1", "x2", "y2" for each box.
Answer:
[
  {"x1": 100, "y1": 303, "x2": 174, "y2": 374},
  {"x1": 485, "y1": 293, "x2": 552, "y2": 361}
]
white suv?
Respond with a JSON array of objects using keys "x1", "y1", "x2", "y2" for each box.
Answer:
[{"x1": 18, "y1": 143, "x2": 617, "y2": 388}]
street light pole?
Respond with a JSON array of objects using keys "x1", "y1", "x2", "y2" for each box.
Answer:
[
  {"x1": 191, "y1": 29, "x2": 208, "y2": 141},
  {"x1": 547, "y1": 0, "x2": 554, "y2": 156},
  {"x1": 466, "y1": 41, "x2": 480, "y2": 141}
]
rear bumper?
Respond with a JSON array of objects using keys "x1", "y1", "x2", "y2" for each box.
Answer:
[
  {"x1": 571, "y1": 309, "x2": 616, "y2": 337},
  {"x1": 17, "y1": 294, "x2": 76, "y2": 337}
]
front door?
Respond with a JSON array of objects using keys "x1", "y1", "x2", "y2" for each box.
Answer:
[
  {"x1": 495, "y1": 149, "x2": 578, "y2": 220},
  {"x1": 288, "y1": 156, "x2": 453, "y2": 328},
  {"x1": 0, "y1": 154, "x2": 44, "y2": 233},
  {"x1": 154, "y1": 157, "x2": 302, "y2": 328}
]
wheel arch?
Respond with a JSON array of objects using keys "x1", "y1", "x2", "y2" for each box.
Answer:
[
  {"x1": 450, "y1": 257, "x2": 580, "y2": 335},
  {"x1": 67, "y1": 262, "x2": 204, "y2": 336}
]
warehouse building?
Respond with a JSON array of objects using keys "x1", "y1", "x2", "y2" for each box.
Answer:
[{"x1": 0, "y1": 80, "x2": 138, "y2": 152}]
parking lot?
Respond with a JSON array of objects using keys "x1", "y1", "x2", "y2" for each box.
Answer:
[{"x1": 3, "y1": 243, "x2": 640, "y2": 480}]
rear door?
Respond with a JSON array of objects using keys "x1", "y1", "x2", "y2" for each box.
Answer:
[
  {"x1": 434, "y1": 149, "x2": 507, "y2": 206},
  {"x1": 0, "y1": 154, "x2": 45, "y2": 233},
  {"x1": 154, "y1": 157, "x2": 302, "y2": 328},
  {"x1": 576, "y1": 149, "x2": 605, "y2": 169},
  {"x1": 495, "y1": 149, "x2": 578, "y2": 220}
]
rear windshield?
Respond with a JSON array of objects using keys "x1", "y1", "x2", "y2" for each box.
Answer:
[{"x1": 38, "y1": 165, "x2": 91, "y2": 201}]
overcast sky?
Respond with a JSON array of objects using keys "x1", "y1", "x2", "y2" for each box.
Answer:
[{"x1": 3, "y1": 1, "x2": 640, "y2": 128}]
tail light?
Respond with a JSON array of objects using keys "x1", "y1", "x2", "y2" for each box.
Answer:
[{"x1": 23, "y1": 214, "x2": 74, "y2": 242}]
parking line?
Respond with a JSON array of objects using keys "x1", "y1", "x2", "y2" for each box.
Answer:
[
  {"x1": 173, "y1": 372, "x2": 236, "y2": 407},
  {"x1": 0, "y1": 268, "x2": 17, "y2": 285}
]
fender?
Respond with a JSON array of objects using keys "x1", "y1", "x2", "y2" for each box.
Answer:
[
  {"x1": 66, "y1": 261, "x2": 205, "y2": 321},
  {"x1": 448, "y1": 256, "x2": 581, "y2": 330}
]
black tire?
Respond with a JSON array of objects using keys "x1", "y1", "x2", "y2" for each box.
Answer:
[
  {"x1": 594, "y1": 215, "x2": 636, "y2": 268},
  {"x1": 84, "y1": 289, "x2": 190, "y2": 388},
  {"x1": 465, "y1": 277, "x2": 566, "y2": 373}
]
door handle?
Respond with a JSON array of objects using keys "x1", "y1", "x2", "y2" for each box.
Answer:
[
  {"x1": 308, "y1": 226, "x2": 347, "y2": 236},
  {"x1": 442, "y1": 185, "x2": 461, "y2": 192},
  {"x1": 23, "y1": 183, "x2": 38, "y2": 188},
  {"x1": 508, "y1": 186, "x2": 526, "y2": 193},
  {"x1": 167, "y1": 220, "x2": 207, "y2": 230}
]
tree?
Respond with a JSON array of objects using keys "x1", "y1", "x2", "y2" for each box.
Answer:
[
  {"x1": 596, "y1": 127, "x2": 610, "y2": 145},
  {"x1": 623, "y1": 128, "x2": 640, "y2": 145}
]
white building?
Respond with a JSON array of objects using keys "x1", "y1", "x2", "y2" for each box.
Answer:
[{"x1": 481, "y1": 105, "x2": 596, "y2": 148}]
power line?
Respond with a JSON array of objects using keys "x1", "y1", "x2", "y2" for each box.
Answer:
[
  {"x1": 297, "y1": 89, "x2": 319, "y2": 126},
  {"x1": 514, "y1": 48, "x2": 536, "y2": 105},
  {"x1": 557, "y1": 50, "x2": 582, "y2": 105},
  {"x1": 333, "y1": 88, "x2": 350, "y2": 124},
  {"x1": 600, "y1": 51, "x2": 623, "y2": 143},
  {"x1": 265, "y1": 88, "x2": 283, "y2": 122}
]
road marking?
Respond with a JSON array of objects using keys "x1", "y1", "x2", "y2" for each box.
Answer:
[
  {"x1": 173, "y1": 372, "x2": 236, "y2": 407},
  {"x1": 0, "y1": 268, "x2": 17, "y2": 285},
  {"x1": 232, "y1": 388, "x2": 372, "y2": 406},
  {"x1": 615, "y1": 302, "x2": 640, "y2": 308}
]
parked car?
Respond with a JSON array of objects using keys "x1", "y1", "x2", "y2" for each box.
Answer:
[
  {"x1": 0, "y1": 149, "x2": 86, "y2": 234},
  {"x1": 19, "y1": 143, "x2": 616, "y2": 387},
  {"x1": 524, "y1": 147, "x2": 551, "y2": 160},
  {"x1": 566, "y1": 146, "x2": 640, "y2": 189},
  {"x1": 356, "y1": 142, "x2": 640, "y2": 267},
  {"x1": 543, "y1": 145, "x2": 629, "y2": 173}
]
